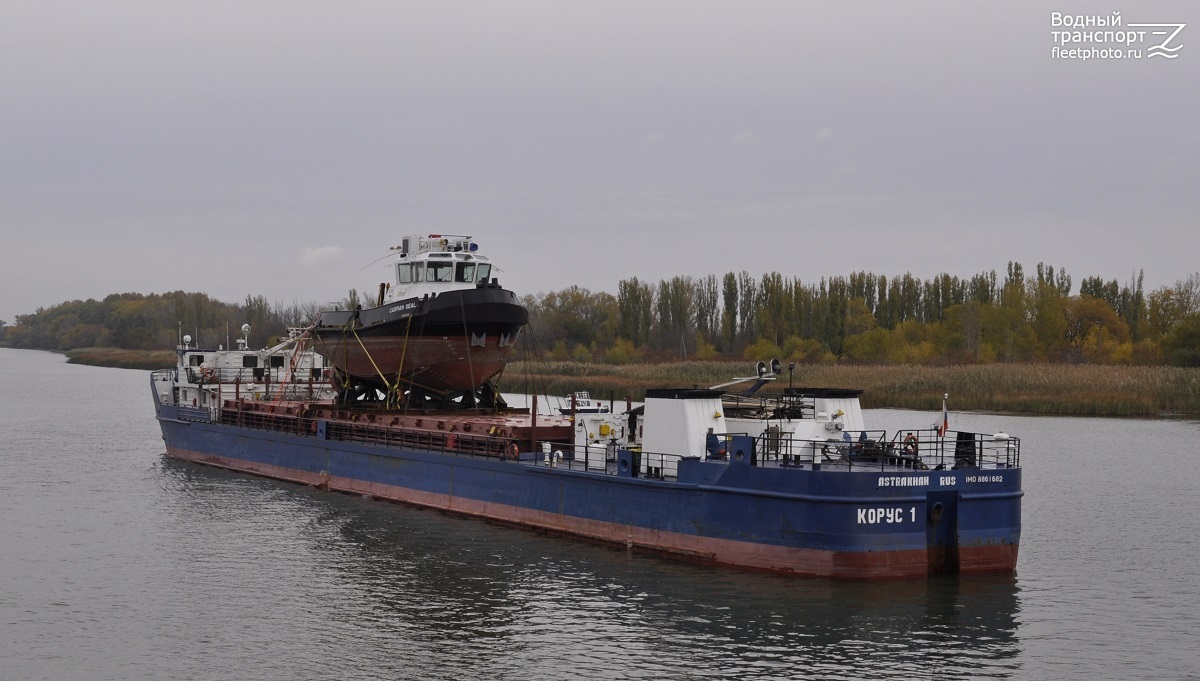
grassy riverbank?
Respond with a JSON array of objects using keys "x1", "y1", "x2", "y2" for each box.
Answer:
[
  {"x1": 501, "y1": 361, "x2": 1200, "y2": 417},
  {"x1": 66, "y1": 348, "x2": 176, "y2": 370},
  {"x1": 52, "y1": 347, "x2": 1200, "y2": 416}
]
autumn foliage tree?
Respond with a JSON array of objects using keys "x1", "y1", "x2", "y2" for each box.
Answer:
[
  {"x1": 522, "y1": 262, "x2": 1196, "y2": 367},
  {"x1": 8, "y1": 263, "x2": 1200, "y2": 369}
]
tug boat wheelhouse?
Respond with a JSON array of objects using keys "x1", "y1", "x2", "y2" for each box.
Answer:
[{"x1": 310, "y1": 235, "x2": 527, "y2": 409}]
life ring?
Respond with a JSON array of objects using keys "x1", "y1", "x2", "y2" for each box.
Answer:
[
  {"x1": 505, "y1": 442, "x2": 519, "y2": 460},
  {"x1": 903, "y1": 433, "x2": 918, "y2": 455}
]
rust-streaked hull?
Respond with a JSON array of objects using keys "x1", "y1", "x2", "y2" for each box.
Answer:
[
  {"x1": 316, "y1": 334, "x2": 516, "y2": 391},
  {"x1": 156, "y1": 405, "x2": 1022, "y2": 580},
  {"x1": 311, "y1": 286, "x2": 526, "y2": 393},
  {"x1": 166, "y1": 443, "x2": 1017, "y2": 580}
]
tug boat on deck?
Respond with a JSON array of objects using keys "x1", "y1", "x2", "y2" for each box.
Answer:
[
  {"x1": 152, "y1": 350, "x2": 1023, "y2": 579},
  {"x1": 310, "y1": 234, "x2": 526, "y2": 409}
]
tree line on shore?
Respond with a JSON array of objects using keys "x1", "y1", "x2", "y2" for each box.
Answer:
[
  {"x1": 3, "y1": 261, "x2": 1200, "y2": 367},
  {"x1": 0, "y1": 292, "x2": 319, "y2": 353},
  {"x1": 524, "y1": 262, "x2": 1200, "y2": 367}
]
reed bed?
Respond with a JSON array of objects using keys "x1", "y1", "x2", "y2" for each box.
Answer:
[
  {"x1": 66, "y1": 348, "x2": 176, "y2": 370},
  {"x1": 501, "y1": 361, "x2": 1200, "y2": 416},
  {"x1": 56, "y1": 347, "x2": 1200, "y2": 416}
]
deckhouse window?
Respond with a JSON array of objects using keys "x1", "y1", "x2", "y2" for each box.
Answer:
[
  {"x1": 476, "y1": 264, "x2": 492, "y2": 282},
  {"x1": 398, "y1": 263, "x2": 422, "y2": 284},
  {"x1": 455, "y1": 262, "x2": 476, "y2": 283},
  {"x1": 427, "y1": 261, "x2": 453, "y2": 282}
]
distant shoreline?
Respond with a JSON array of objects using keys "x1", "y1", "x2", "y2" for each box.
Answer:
[
  {"x1": 501, "y1": 360, "x2": 1200, "y2": 418},
  {"x1": 30, "y1": 347, "x2": 1200, "y2": 417},
  {"x1": 63, "y1": 347, "x2": 176, "y2": 370}
]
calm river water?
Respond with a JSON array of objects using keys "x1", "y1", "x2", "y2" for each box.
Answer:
[{"x1": 2, "y1": 348, "x2": 1198, "y2": 680}]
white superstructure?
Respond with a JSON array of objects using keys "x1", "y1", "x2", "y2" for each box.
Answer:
[
  {"x1": 377, "y1": 234, "x2": 496, "y2": 306},
  {"x1": 152, "y1": 327, "x2": 335, "y2": 412}
]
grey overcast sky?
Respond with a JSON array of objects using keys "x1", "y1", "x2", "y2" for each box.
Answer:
[{"x1": 2, "y1": 1, "x2": 1196, "y2": 323}]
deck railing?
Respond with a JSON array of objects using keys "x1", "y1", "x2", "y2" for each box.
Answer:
[
  {"x1": 746, "y1": 428, "x2": 1020, "y2": 471},
  {"x1": 159, "y1": 382, "x2": 1020, "y2": 481},
  {"x1": 534, "y1": 428, "x2": 1020, "y2": 480},
  {"x1": 215, "y1": 407, "x2": 516, "y2": 460}
]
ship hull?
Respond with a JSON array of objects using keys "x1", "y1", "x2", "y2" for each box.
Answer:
[
  {"x1": 311, "y1": 286, "x2": 526, "y2": 393},
  {"x1": 155, "y1": 402, "x2": 1021, "y2": 580}
]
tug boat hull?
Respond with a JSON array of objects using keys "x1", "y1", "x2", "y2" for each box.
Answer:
[{"x1": 310, "y1": 286, "x2": 527, "y2": 394}]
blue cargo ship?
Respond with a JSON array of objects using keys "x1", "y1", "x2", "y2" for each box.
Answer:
[{"x1": 151, "y1": 346, "x2": 1022, "y2": 579}]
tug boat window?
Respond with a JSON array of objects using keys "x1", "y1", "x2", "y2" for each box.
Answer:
[
  {"x1": 427, "y1": 261, "x2": 453, "y2": 282},
  {"x1": 455, "y1": 262, "x2": 476, "y2": 283},
  {"x1": 476, "y1": 264, "x2": 491, "y2": 282},
  {"x1": 397, "y1": 263, "x2": 423, "y2": 284}
]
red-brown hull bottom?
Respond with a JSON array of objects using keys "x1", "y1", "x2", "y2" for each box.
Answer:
[
  {"x1": 314, "y1": 335, "x2": 513, "y2": 392},
  {"x1": 958, "y1": 544, "x2": 1021, "y2": 574},
  {"x1": 165, "y1": 446, "x2": 1018, "y2": 580}
]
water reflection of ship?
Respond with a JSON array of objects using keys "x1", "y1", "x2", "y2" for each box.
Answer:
[
  {"x1": 274, "y1": 477, "x2": 1022, "y2": 677},
  {"x1": 159, "y1": 455, "x2": 1020, "y2": 676}
]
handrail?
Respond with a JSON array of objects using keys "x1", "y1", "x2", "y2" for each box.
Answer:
[
  {"x1": 175, "y1": 394, "x2": 1021, "y2": 481},
  {"x1": 216, "y1": 406, "x2": 515, "y2": 460},
  {"x1": 539, "y1": 427, "x2": 1020, "y2": 479}
]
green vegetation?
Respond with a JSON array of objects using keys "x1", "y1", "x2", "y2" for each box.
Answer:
[
  {"x1": 525, "y1": 264, "x2": 1200, "y2": 368},
  {"x1": 500, "y1": 361, "x2": 1200, "y2": 416},
  {"x1": 4, "y1": 261, "x2": 1200, "y2": 415},
  {"x1": 65, "y1": 348, "x2": 176, "y2": 370},
  {"x1": 0, "y1": 291, "x2": 319, "y2": 353}
]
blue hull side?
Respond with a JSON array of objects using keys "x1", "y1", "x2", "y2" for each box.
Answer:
[{"x1": 155, "y1": 401, "x2": 1021, "y2": 579}]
